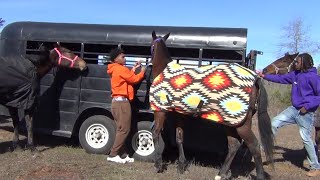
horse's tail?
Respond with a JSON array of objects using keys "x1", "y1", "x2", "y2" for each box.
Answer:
[{"x1": 256, "y1": 78, "x2": 274, "y2": 168}]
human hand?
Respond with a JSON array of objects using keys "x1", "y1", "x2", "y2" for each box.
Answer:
[
  {"x1": 299, "y1": 107, "x2": 307, "y2": 114},
  {"x1": 141, "y1": 66, "x2": 147, "y2": 73},
  {"x1": 255, "y1": 70, "x2": 265, "y2": 78},
  {"x1": 131, "y1": 61, "x2": 142, "y2": 72},
  {"x1": 134, "y1": 61, "x2": 142, "y2": 68}
]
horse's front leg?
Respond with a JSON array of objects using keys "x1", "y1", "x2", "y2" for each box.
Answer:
[
  {"x1": 25, "y1": 109, "x2": 38, "y2": 154},
  {"x1": 153, "y1": 111, "x2": 166, "y2": 173},
  {"x1": 176, "y1": 126, "x2": 188, "y2": 174},
  {"x1": 315, "y1": 127, "x2": 320, "y2": 157},
  {"x1": 8, "y1": 107, "x2": 20, "y2": 151}
]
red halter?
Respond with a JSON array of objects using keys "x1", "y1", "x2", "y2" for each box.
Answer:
[{"x1": 54, "y1": 48, "x2": 78, "y2": 67}]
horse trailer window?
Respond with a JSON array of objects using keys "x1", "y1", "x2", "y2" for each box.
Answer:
[
  {"x1": 124, "y1": 56, "x2": 150, "y2": 67},
  {"x1": 84, "y1": 44, "x2": 117, "y2": 54},
  {"x1": 82, "y1": 44, "x2": 116, "y2": 64},
  {"x1": 168, "y1": 47, "x2": 199, "y2": 59},
  {"x1": 202, "y1": 49, "x2": 243, "y2": 62},
  {"x1": 121, "y1": 45, "x2": 150, "y2": 57},
  {"x1": 59, "y1": 42, "x2": 81, "y2": 53},
  {"x1": 27, "y1": 41, "x2": 56, "y2": 53},
  {"x1": 175, "y1": 59, "x2": 199, "y2": 68},
  {"x1": 26, "y1": 41, "x2": 82, "y2": 57}
]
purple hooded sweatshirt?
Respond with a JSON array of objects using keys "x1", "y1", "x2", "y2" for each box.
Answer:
[{"x1": 264, "y1": 67, "x2": 320, "y2": 112}]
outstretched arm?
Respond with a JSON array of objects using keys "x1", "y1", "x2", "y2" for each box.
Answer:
[{"x1": 256, "y1": 70, "x2": 294, "y2": 84}]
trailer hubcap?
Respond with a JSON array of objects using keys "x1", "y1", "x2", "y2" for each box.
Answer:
[
  {"x1": 86, "y1": 123, "x2": 109, "y2": 149},
  {"x1": 132, "y1": 130, "x2": 154, "y2": 156}
]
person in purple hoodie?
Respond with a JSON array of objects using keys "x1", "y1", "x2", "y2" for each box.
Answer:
[{"x1": 257, "y1": 53, "x2": 320, "y2": 177}]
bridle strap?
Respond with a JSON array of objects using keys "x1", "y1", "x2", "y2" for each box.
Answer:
[
  {"x1": 54, "y1": 48, "x2": 78, "y2": 67},
  {"x1": 151, "y1": 38, "x2": 162, "y2": 58},
  {"x1": 271, "y1": 54, "x2": 299, "y2": 74}
]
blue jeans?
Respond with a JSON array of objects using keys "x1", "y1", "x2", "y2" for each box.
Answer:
[{"x1": 272, "y1": 106, "x2": 320, "y2": 169}]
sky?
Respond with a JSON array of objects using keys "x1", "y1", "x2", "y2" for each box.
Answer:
[{"x1": 1, "y1": 0, "x2": 319, "y2": 70}]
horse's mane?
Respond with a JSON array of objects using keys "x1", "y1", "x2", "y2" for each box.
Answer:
[{"x1": 26, "y1": 46, "x2": 50, "y2": 66}]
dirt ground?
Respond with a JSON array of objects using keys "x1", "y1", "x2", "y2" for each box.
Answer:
[{"x1": 0, "y1": 115, "x2": 319, "y2": 180}]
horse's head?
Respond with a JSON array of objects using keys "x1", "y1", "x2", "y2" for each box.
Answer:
[
  {"x1": 151, "y1": 31, "x2": 171, "y2": 77},
  {"x1": 49, "y1": 43, "x2": 87, "y2": 71},
  {"x1": 262, "y1": 52, "x2": 299, "y2": 74}
]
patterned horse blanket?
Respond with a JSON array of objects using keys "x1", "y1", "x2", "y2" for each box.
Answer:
[
  {"x1": 150, "y1": 62, "x2": 257, "y2": 126},
  {"x1": 0, "y1": 56, "x2": 38, "y2": 110}
]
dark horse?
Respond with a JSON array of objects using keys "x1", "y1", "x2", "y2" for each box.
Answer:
[
  {"x1": 262, "y1": 52, "x2": 299, "y2": 75},
  {"x1": 150, "y1": 31, "x2": 274, "y2": 180},
  {"x1": 262, "y1": 52, "x2": 320, "y2": 157},
  {"x1": 0, "y1": 43, "x2": 87, "y2": 154}
]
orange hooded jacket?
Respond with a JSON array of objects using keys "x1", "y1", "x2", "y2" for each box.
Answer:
[{"x1": 107, "y1": 63, "x2": 144, "y2": 101}]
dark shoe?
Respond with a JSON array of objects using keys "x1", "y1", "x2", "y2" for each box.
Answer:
[{"x1": 306, "y1": 169, "x2": 320, "y2": 177}]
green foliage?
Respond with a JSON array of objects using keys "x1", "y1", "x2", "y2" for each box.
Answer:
[
  {"x1": 265, "y1": 82, "x2": 292, "y2": 108},
  {"x1": 279, "y1": 88, "x2": 291, "y2": 106}
]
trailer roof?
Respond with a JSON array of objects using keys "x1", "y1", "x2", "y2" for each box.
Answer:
[{"x1": 1, "y1": 21, "x2": 247, "y2": 50}]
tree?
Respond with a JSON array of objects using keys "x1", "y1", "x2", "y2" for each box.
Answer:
[
  {"x1": 277, "y1": 17, "x2": 318, "y2": 55},
  {"x1": 0, "y1": 18, "x2": 4, "y2": 27}
]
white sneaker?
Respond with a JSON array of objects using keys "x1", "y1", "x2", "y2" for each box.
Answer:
[
  {"x1": 107, "y1": 155, "x2": 126, "y2": 164},
  {"x1": 123, "y1": 155, "x2": 134, "y2": 163}
]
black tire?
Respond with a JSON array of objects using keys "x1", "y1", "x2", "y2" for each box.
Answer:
[
  {"x1": 127, "y1": 121, "x2": 164, "y2": 162},
  {"x1": 79, "y1": 115, "x2": 116, "y2": 154}
]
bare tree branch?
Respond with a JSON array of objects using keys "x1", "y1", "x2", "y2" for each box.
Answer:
[
  {"x1": 0, "y1": 18, "x2": 5, "y2": 27},
  {"x1": 277, "y1": 17, "x2": 318, "y2": 56}
]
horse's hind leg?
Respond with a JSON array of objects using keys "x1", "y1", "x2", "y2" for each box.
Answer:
[
  {"x1": 216, "y1": 127, "x2": 241, "y2": 180},
  {"x1": 176, "y1": 126, "x2": 188, "y2": 174},
  {"x1": 25, "y1": 109, "x2": 38, "y2": 154},
  {"x1": 8, "y1": 107, "x2": 20, "y2": 151},
  {"x1": 237, "y1": 119, "x2": 265, "y2": 180},
  {"x1": 153, "y1": 111, "x2": 166, "y2": 173}
]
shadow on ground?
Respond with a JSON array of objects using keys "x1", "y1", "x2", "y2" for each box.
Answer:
[
  {"x1": 0, "y1": 115, "x2": 79, "y2": 154},
  {"x1": 273, "y1": 145, "x2": 309, "y2": 171},
  {"x1": 1, "y1": 115, "x2": 265, "y2": 178}
]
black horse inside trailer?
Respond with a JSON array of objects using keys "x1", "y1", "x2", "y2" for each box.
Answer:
[{"x1": 0, "y1": 21, "x2": 261, "y2": 161}]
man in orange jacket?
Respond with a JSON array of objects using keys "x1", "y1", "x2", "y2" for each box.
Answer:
[{"x1": 106, "y1": 48, "x2": 146, "y2": 163}]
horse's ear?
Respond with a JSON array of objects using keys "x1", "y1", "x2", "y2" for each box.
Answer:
[
  {"x1": 152, "y1": 31, "x2": 157, "y2": 40},
  {"x1": 53, "y1": 42, "x2": 61, "y2": 48},
  {"x1": 285, "y1": 52, "x2": 289, "y2": 56},
  {"x1": 163, "y1": 33, "x2": 170, "y2": 41}
]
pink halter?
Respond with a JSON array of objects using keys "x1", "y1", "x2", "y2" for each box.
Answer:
[{"x1": 54, "y1": 48, "x2": 78, "y2": 67}]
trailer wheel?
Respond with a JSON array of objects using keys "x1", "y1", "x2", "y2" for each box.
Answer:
[
  {"x1": 128, "y1": 121, "x2": 164, "y2": 162},
  {"x1": 79, "y1": 115, "x2": 116, "y2": 154}
]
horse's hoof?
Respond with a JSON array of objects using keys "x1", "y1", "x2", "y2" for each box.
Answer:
[
  {"x1": 31, "y1": 149, "x2": 41, "y2": 158},
  {"x1": 214, "y1": 176, "x2": 222, "y2": 180},
  {"x1": 31, "y1": 152, "x2": 41, "y2": 158},
  {"x1": 156, "y1": 167, "x2": 163, "y2": 173},
  {"x1": 177, "y1": 165, "x2": 187, "y2": 174},
  {"x1": 31, "y1": 147, "x2": 39, "y2": 153},
  {"x1": 10, "y1": 144, "x2": 23, "y2": 152},
  {"x1": 154, "y1": 166, "x2": 163, "y2": 173}
]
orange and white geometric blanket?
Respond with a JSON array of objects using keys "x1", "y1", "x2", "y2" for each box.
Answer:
[{"x1": 149, "y1": 62, "x2": 257, "y2": 126}]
